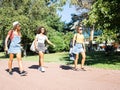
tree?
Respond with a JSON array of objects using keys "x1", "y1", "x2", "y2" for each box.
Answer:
[
  {"x1": 0, "y1": 0, "x2": 65, "y2": 53},
  {"x1": 83, "y1": 0, "x2": 120, "y2": 43}
]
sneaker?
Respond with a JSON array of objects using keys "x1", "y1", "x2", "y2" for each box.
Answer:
[
  {"x1": 38, "y1": 67, "x2": 45, "y2": 72},
  {"x1": 9, "y1": 71, "x2": 13, "y2": 75},
  {"x1": 20, "y1": 71, "x2": 27, "y2": 76}
]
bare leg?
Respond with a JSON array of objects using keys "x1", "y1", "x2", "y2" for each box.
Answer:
[
  {"x1": 74, "y1": 53, "x2": 79, "y2": 69},
  {"x1": 8, "y1": 53, "x2": 14, "y2": 72},
  {"x1": 80, "y1": 52, "x2": 86, "y2": 69},
  {"x1": 16, "y1": 53, "x2": 23, "y2": 72},
  {"x1": 38, "y1": 51, "x2": 44, "y2": 67},
  {"x1": 38, "y1": 51, "x2": 45, "y2": 72},
  {"x1": 16, "y1": 53, "x2": 27, "y2": 75}
]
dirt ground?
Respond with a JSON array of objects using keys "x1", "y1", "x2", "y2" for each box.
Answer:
[{"x1": 0, "y1": 60, "x2": 120, "y2": 90}]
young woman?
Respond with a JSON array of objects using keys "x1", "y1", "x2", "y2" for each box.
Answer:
[
  {"x1": 5, "y1": 21, "x2": 27, "y2": 76},
  {"x1": 34, "y1": 26, "x2": 55, "y2": 72},
  {"x1": 72, "y1": 26, "x2": 86, "y2": 71}
]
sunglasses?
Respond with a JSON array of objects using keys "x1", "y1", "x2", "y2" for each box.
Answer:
[{"x1": 78, "y1": 29, "x2": 83, "y2": 30}]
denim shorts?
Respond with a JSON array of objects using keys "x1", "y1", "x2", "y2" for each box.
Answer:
[{"x1": 72, "y1": 43, "x2": 84, "y2": 54}]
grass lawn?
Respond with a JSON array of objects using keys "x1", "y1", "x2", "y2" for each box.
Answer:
[
  {"x1": 0, "y1": 52, "x2": 70, "y2": 64},
  {"x1": 22, "y1": 52, "x2": 69, "y2": 64},
  {"x1": 85, "y1": 51, "x2": 120, "y2": 70},
  {"x1": 0, "y1": 51, "x2": 120, "y2": 70}
]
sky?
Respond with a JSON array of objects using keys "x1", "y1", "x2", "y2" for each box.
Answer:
[
  {"x1": 57, "y1": 3, "x2": 76, "y2": 23},
  {"x1": 57, "y1": 3, "x2": 88, "y2": 23}
]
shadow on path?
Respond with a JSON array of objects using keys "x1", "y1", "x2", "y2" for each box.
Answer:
[
  {"x1": 60, "y1": 65, "x2": 73, "y2": 70},
  {"x1": 6, "y1": 67, "x2": 20, "y2": 74},
  {"x1": 28, "y1": 65, "x2": 39, "y2": 69}
]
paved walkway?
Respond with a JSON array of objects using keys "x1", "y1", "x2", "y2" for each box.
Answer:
[{"x1": 0, "y1": 60, "x2": 120, "y2": 90}]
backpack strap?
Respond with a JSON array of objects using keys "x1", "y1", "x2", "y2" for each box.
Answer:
[{"x1": 9, "y1": 30, "x2": 13, "y2": 40}]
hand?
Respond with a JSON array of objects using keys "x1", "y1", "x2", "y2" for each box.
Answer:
[
  {"x1": 35, "y1": 47, "x2": 39, "y2": 53},
  {"x1": 53, "y1": 44, "x2": 55, "y2": 47},
  {"x1": 4, "y1": 46, "x2": 8, "y2": 51},
  {"x1": 35, "y1": 47, "x2": 38, "y2": 51}
]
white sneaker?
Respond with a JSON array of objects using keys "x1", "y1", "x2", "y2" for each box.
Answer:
[{"x1": 38, "y1": 67, "x2": 45, "y2": 72}]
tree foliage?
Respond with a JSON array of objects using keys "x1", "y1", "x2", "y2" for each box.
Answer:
[
  {"x1": 0, "y1": 0, "x2": 67, "y2": 52},
  {"x1": 83, "y1": 0, "x2": 120, "y2": 42}
]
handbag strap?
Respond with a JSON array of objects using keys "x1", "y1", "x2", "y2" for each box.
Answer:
[{"x1": 75, "y1": 34, "x2": 78, "y2": 42}]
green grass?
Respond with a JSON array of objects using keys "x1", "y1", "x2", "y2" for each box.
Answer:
[
  {"x1": 22, "y1": 52, "x2": 69, "y2": 64},
  {"x1": 91, "y1": 63, "x2": 120, "y2": 70},
  {"x1": 0, "y1": 52, "x2": 6, "y2": 59},
  {"x1": 85, "y1": 51, "x2": 120, "y2": 70},
  {"x1": 0, "y1": 52, "x2": 70, "y2": 64},
  {"x1": 0, "y1": 51, "x2": 120, "y2": 70}
]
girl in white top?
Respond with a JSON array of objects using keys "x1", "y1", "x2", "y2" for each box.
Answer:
[{"x1": 34, "y1": 26, "x2": 55, "y2": 72}]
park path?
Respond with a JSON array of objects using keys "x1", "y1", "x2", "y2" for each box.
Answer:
[{"x1": 0, "y1": 60, "x2": 120, "y2": 90}]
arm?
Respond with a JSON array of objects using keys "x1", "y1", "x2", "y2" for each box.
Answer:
[
  {"x1": 46, "y1": 38, "x2": 55, "y2": 47},
  {"x1": 34, "y1": 39, "x2": 37, "y2": 49},
  {"x1": 4, "y1": 30, "x2": 13, "y2": 51},
  {"x1": 34, "y1": 35, "x2": 38, "y2": 50},
  {"x1": 72, "y1": 34, "x2": 76, "y2": 47},
  {"x1": 83, "y1": 42, "x2": 86, "y2": 51},
  {"x1": 4, "y1": 34, "x2": 10, "y2": 51},
  {"x1": 82, "y1": 35, "x2": 86, "y2": 52}
]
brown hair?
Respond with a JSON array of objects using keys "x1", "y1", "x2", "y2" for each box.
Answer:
[
  {"x1": 13, "y1": 24, "x2": 19, "y2": 30},
  {"x1": 37, "y1": 26, "x2": 46, "y2": 35},
  {"x1": 13, "y1": 24, "x2": 21, "y2": 36}
]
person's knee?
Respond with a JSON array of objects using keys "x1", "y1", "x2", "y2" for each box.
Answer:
[
  {"x1": 9, "y1": 58, "x2": 13, "y2": 61},
  {"x1": 75, "y1": 56, "x2": 79, "y2": 60},
  {"x1": 82, "y1": 56, "x2": 86, "y2": 61},
  {"x1": 81, "y1": 53, "x2": 86, "y2": 59},
  {"x1": 9, "y1": 60, "x2": 13, "y2": 63}
]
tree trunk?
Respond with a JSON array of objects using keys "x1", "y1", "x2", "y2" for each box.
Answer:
[{"x1": 89, "y1": 24, "x2": 95, "y2": 51}]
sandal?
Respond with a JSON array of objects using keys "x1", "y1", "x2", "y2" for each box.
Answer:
[
  {"x1": 81, "y1": 68, "x2": 86, "y2": 71},
  {"x1": 73, "y1": 68, "x2": 79, "y2": 71}
]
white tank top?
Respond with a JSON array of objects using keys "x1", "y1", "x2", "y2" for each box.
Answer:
[{"x1": 36, "y1": 34, "x2": 48, "y2": 43}]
